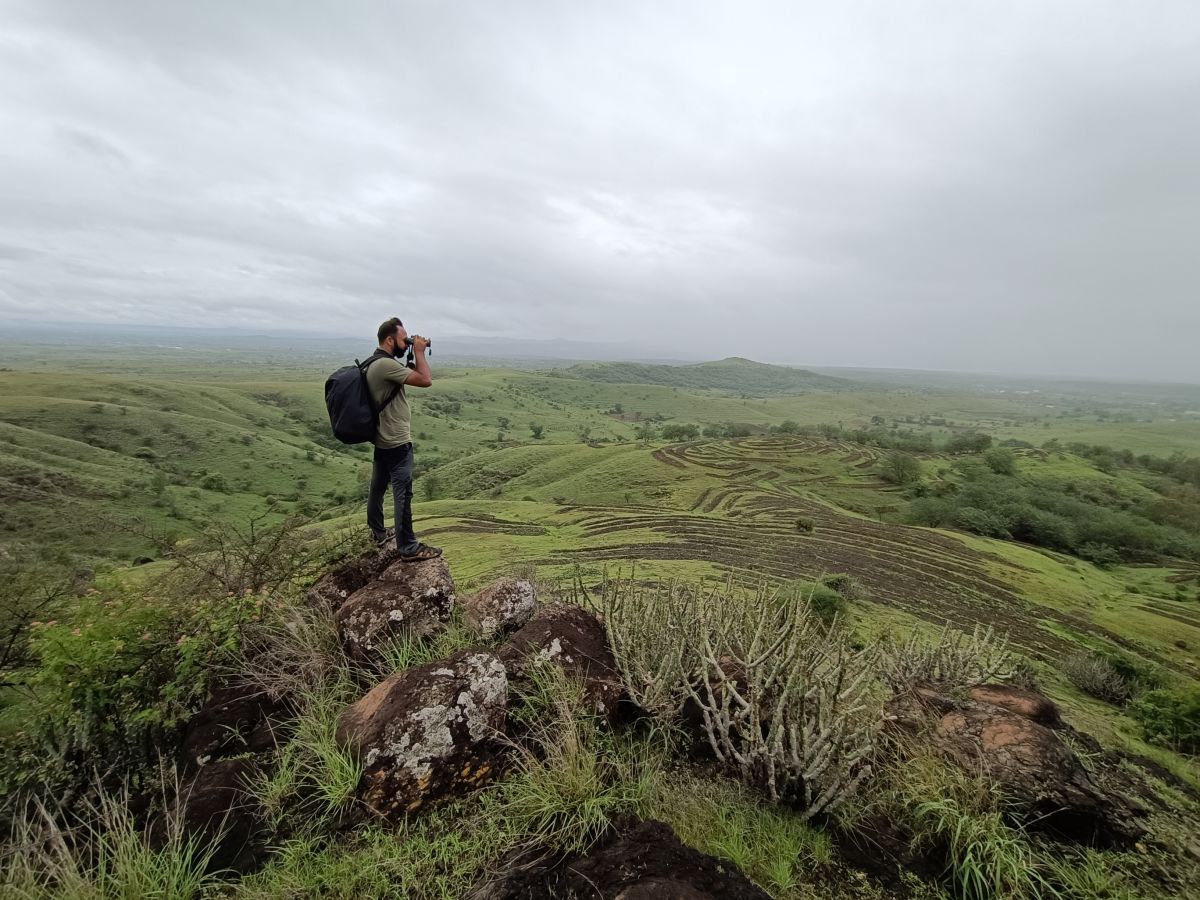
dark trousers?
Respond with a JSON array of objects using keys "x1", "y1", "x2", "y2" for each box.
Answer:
[{"x1": 367, "y1": 443, "x2": 418, "y2": 553}]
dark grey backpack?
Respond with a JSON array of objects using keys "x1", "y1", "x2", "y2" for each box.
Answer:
[{"x1": 324, "y1": 355, "x2": 397, "y2": 445}]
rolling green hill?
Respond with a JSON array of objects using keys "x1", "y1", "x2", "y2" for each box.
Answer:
[{"x1": 563, "y1": 356, "x2": 855, "y2": 393}]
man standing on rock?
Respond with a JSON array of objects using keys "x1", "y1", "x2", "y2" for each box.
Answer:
[{"x1": 365, "y1": 317, "x2": 442, "y2": 562}]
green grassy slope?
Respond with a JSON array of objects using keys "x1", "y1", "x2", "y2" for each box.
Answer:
[
  {"x1": 3, "y1": 350, "x2": 1198, "y2": 790},
  {"x1": 0, "y1": 372, "x2": 368, "y2": 562}
]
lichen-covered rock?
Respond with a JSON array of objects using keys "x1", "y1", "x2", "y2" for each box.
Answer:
[
  {"x1": 307, "y1": 543, "x2": 401, "y2": 610},
  {"x1": 379, "y1": 555, "x2": 457, "y2": 603},
  {"x1": 968, "y1": 683, "x2": 1062, "y2": 727},
  {"x1": 336, "y1": 579, "x2": 453, "y2": 663},
  {"x1": 335, "y1": 649, "x2": 508, "y2": 817},
  {"x1": 464, "y1": 577, "x2": 537, "y2": 639},
  {"x1": 498, "y1": 604, "x2": 623, "y2": 717}
]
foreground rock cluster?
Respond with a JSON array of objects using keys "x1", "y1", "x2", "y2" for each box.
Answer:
[
  {"x1": 174, "y1": 542, "x2": 1190, "y2": 894},
  {"x1": 307, "y1": 548, "x2": 624, "y2": 815}
]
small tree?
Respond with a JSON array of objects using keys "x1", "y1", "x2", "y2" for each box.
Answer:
[
  {"x1": 529, "y1": 422, "x2": 544, "y2": 440},
  {"x1": 983, "y1": 448, "x2": 1017, "y2": 476},
  {"x1": 661, "y1": 423, "x2": 699, "y2": 441},
  {"x1": 880, "y1": 451, "x2": 921, "y2": 485},
  {"x1": 422, "y1": 474, "x2": 440, "y2": 502}
]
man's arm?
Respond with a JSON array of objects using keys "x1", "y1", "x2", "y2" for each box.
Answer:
[{"x1": 403, "y1": 336, "x2": 433, "y2": 388}]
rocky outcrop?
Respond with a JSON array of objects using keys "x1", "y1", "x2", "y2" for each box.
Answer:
[
  {"x1": 887, "y1": 684, "x2": 1146, "y2": 846},
  {"x1": 307, "y1": 543, "x2": 401, "y2": 610},
  {"x1": 335, "y1": 557, "x2": 456, "y2": 663},
  {"x1": 463, "y1": 577, "x2": 538, "y2": 640},
  {"x1": 498, "y1": 604, "x2": 623, "y2": 718},
  {"x1": 335, "y1": 649, "x2": 508, "y2": 817},
  {"x1": 475, "y1": 818, "x2": 771, "y2": 899}
]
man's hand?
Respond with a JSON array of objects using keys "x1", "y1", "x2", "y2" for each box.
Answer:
[{"x1": 411, "y1": 334, "x2": 429, "y2": 352}]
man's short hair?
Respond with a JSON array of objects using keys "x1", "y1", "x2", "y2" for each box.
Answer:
[{"x1": 377, "y1": 317, "x2": 403, "y2": 344}]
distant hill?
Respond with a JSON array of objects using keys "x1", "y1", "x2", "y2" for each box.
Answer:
[{"x1": 563, "y1": 357, "x2": 855, "y2": 394}]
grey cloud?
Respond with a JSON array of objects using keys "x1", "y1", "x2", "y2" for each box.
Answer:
[{"x1": 0, "y1": 0, "x2": 1197, "y2": 379}]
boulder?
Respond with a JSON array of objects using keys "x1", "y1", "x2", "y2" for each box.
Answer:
[
  {"x1": 379, "y1": 555, "x2": 457, "y2": 602},
  {"x1": 307, "y1": 543, "x2": 401, "y2": 610},
  {"x1": 887, "y1": 686, "x2": 1146, "y2": 846},
  {"x1": 179, "y1": 682, "x2": 288, "y2": 769},
  {"x1": 475, "y1": 818, "x2": 770, "y2": 899},
  {"x1": 498, "y1": 604, "x2": 623, "y2": 718},
  {"x1": 968, "y1": 683, "x2": 1062, "y2": 727},
  {"x1": 336, "y1": 578, "x2": 453, "y2": 664},
  {"x1": 335, "y1": 649, "x2": 508, "y2": 817},
  {"x1": 463, "y1": 577, "x2": 537, "y2": 639},
  {"x1": 170, "y1": 757, "x2": 265, "y2": 873}
]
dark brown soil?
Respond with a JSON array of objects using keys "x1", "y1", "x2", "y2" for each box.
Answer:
[{"x1": 476, "y1": 818, "x2": 771, "y2": 899}]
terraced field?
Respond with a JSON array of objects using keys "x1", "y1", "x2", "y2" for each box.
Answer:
[{"x1": 418, "y1": 437, "x2": 1200, "y2": 697}]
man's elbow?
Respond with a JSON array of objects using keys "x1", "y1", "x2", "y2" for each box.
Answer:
[{"x1": 411, "y1": 374, "x2": 433, "y2": 388}]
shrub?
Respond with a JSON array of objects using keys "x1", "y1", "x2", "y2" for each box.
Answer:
[
  {"x1": 0, "y1": 555, "x2": 70, "y2": 678},
  {"x1": 1061, "y1": 652, "x2": 1130, "y2": 704},
  {"x1": 794, "y1": 516, "x2": 816, "y2": 534},
  {"x1": 1077, "y1": 543, "x2": 1122, "y2": 568},
  {"x1": 953, "y1": 506, "x2": 1010, "y2": 538},
  {"x1": 11, "y1": 586, "x2": 262, "y2": 802},
  {"x1": 880, "y1": 624, "x2": 1013, "y2": 691},
  {"x1": 589, "y1": 576, "x2": 881, "y2": 817},
  {"x1": 820, "y1": 573, "x2": 867, "y2": 601},
  {"x1": 908, "y1": 497, "x2": 958, "y2": 528},
  {"x1": 946, "y1": 432, "x2": 994, "y2": 454},
  {"x1": 1130, "y1": 688, "x2": 1200, "y2": 754},
  {"x1": 983, "y1": 448, "x2": 1017, "y2": 476},
  {"x1": 807, "y1": 584, "x2": 847, "y2": 625},
  {"x1": 161, "y1": 514, "x2": 365, "y2": 596}
]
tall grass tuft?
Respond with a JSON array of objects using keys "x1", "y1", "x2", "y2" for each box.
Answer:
[
  {"x1": 1, "y1": 782, "x2": 223, "y2": 900},
  {"x1": 880, "y1": 623, "x2": 1013, "y2": 690},
  {"x1": 1061, "y1": 653, "x2": 1131, "y2": 705},
  {"x1": 247, "y1": 674, "x2": 362, "y2": 833},
  {"x1": 483, "y1": 665, "x2": 664, "y2": 855}
]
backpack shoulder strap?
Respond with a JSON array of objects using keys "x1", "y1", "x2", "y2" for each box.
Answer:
[{"x1": 360, "y1": 353, "x2": 401, "y2": 414}]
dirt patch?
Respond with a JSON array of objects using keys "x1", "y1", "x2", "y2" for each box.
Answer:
[{"x1": 475, "y1": 818, "x2": 770, "y2": 899}]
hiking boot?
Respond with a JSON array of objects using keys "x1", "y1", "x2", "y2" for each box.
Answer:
[{"x1": 399, "y1": 542, "x2": 442, "y2": 562}]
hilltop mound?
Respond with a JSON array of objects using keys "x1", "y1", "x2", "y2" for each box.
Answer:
[{"x1": 563, "y1": 357, "x2": 854, "y2": 394}]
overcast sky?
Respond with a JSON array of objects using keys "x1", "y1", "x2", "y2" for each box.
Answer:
[{"x1": 1, "y1": 2, "x2": 1198, "y2": 379}]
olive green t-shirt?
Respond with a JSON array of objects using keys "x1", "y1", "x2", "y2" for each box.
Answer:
[{"x1": 364, "y1": 354, "x2": 412, "y2": 449}]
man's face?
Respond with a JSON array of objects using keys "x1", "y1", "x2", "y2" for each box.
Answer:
[{"x1": 390, "y1": 325, "x2": 409, "y2": 355}]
